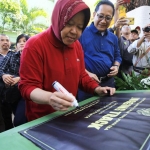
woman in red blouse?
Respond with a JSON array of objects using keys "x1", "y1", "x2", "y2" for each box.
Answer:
[{"x1": 19, "y1": 0, "x2": 115, "y2": 121}]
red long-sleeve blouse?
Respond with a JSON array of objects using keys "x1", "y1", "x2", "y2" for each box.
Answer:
[{"x1": 19, "y1": 27, "x2": 99, "y2": 121}]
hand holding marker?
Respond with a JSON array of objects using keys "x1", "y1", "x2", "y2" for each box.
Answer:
[{"x1": 52, "y1": 81, "x2": 79, "y2": 107}]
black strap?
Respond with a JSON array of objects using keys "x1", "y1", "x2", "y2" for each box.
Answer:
[{"x1": 133, "y1": 66, "x2": 150, "y2": 73}]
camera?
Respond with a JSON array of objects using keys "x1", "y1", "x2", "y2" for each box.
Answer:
[{"x1": 143, "y1": 26, "x2": 150, "y2": 32}]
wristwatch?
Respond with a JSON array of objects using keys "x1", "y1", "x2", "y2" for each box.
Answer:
[{"x1": 113, "y1": 65, "x2": 119, "y2": 69}]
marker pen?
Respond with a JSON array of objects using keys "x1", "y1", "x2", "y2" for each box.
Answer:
[{"x1": 52, "y1": 81, "x2": 79, "y2": 107}]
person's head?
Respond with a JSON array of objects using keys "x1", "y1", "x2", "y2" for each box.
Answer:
[
  {"x1": 121, "y1": 25, "x2": 131, "y2": 40},
  {"x1": 93, "y1": 0, "x2": 115, "y2": 32},
  {"x1": 16, "y1": 34, "x2": 29, "y2": 53},
  {"x1": 0, "y1": 34, "x2": 11, "y2": 51},
  {"x1": 51, "y1": 0, "x2": 90, "y2": 45},
  {"x1": 142, "y1": 25, "x2": 150, "y2": 40},
  {"x1": 130, "y1": 29, "x2": 139, "y2": 42}
]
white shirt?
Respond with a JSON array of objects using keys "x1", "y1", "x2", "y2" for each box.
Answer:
[{"x1": 128, "y1": 39, "x2": 150, "y2": 68}]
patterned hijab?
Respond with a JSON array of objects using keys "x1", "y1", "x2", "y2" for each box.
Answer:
[{"x1": 51, "y1": 0, "x2": 90, "y2": 41}]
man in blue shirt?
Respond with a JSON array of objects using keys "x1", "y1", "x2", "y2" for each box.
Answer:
[{"x1": 77, "y1": 0, "x2": 122, "y2": 101}]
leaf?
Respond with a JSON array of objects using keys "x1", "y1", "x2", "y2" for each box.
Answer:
[{"x1": 115, "y1": 70, "x2": 150, "y2": 91}]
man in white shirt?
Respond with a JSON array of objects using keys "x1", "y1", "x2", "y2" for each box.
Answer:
[{"x1": 128, "y1": 24, "x2": 150, "y2": 75}]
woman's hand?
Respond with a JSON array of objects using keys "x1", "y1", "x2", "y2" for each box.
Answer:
[
  {"x1": 30, "y1": 88, "x2": 75, "y2": 111},
  {"x1": 49, "y1": 92, "x2": 74, "y2": 111},
  {"x1": 94, "y1": 86, "x2": 116, "y2": 96},
  {"x1": 11, "y1": 77, "x2": 20, "y2": 86}
]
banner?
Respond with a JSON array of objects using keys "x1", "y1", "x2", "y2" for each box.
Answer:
[{"x1": 20, "y1": 92, "x2": 150, "y2": 150}]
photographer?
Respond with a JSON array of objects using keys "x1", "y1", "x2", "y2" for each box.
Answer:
[{"x1": 128, "y1": 24, "x2": 150, "y2": 75}]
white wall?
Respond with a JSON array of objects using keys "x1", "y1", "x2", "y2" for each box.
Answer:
[
  {"x1": 126, "y1": 6, "x2": 150, "y2": 37},
  {"x1": 27, "y1": 0, "x2": 55, "y2": 26}
]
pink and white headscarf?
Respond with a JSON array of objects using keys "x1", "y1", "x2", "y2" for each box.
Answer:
[{"x1": 51, "y1": 0, "x2": 90, "y2": 41}]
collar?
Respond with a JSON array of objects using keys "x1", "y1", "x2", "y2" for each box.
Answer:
[
  {"x1": 89, "y1": 22, "x2": 108, "y2": 35},
  {"x1": 0, "y1": 49, "x2": 11, "y2": 56},
  {"x1": 5, "y1": 50, "x2": 20, "y2": 57},
  {"x1": 15, "y1": 51, "x2": 21, "y2": 55},
  {"x1": 121, "y1": 36, "x2": 131, "y2": 45},
  {"x1": 0, "y1": 53, "x2": 6, "y2": 57},
  {"x1": 122, "y1": 36, "x2": 127, "y2": 40},
  {"x1": 47, "y1": 26, "x2": 74, "y2": 49}
]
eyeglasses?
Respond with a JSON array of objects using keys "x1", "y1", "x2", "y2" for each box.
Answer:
[{"x1": 97, "y1": 13, "x2": 112, "y2": 22}]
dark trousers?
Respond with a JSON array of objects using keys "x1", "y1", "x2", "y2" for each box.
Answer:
[
  {"x1": 0, "y1": 102, "x2": 5, "y2": 132},
  {"x1": 1, "y1": 98, "x2": 27, "y2": 130},
  {"x1": 13, "y1": 98, "x2": 27, "y2": 127},
  {"x1": 77, "y1": 77, "x2": 115, "y2": 102}
]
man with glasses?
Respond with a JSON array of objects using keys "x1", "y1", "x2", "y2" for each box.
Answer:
[{"x1": 77, "y1": 0, "x2": 121, "y2": 101}]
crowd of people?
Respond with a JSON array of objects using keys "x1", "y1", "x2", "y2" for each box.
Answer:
[
  {"x1": 0, "y1": 34, "x2": 29, "y2": 131},
  {"x1": 0, "y1": 0, "x2": 150, "y2": 133}
]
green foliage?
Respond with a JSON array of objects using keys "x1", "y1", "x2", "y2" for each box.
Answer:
[
  {"x1": 18, "y1": 0, "x2": 48, "y2": 34},
  {"x1": 0, "y1": 0, "x2": 20, "y2": 33},
  {"x1": 94, "y1": 0, "x2": 102, "y2": 6},
  {"x1": 115, "y1": 70, "x2": 150, "y2": 90},
  {"x1": 0, "y1": 0, "x2": 48, "y2": 34}
]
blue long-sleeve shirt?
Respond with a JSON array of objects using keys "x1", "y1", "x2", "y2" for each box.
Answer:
[{"x1": 79, "y1": 23, "x2": 122, "y2": 77}]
